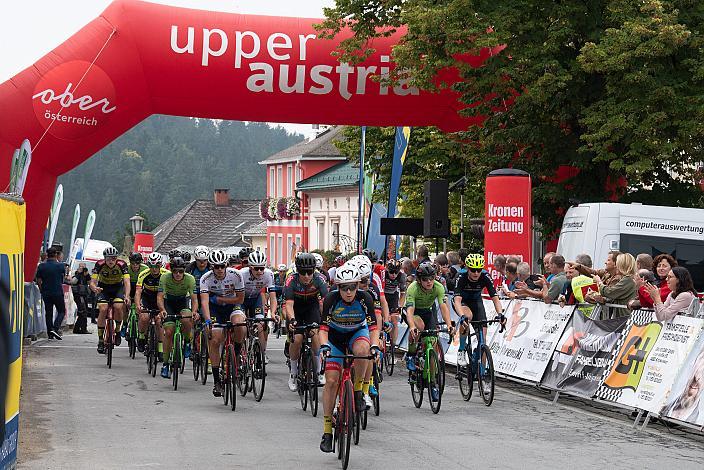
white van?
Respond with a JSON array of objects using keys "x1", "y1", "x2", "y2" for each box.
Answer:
[
  {"x1": 557, "y1": 203, "x2": 704, "y2": 290},
  {"x1": 67, "y1": 237, "x2": 114, "y2": 274}
]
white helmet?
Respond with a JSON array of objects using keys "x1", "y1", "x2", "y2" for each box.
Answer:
[
  {"x1": 335, "y1": 263, "x2": 360, "y2": 284},
  {"x1": 351, "y1": 255, "x2": 371, "y2": 268},
  {"x1": 208, "y1": 249, "x2": 228, "y2": 265},
  {"x1": 248, "y1": 250, "x2": 267, "y2": 267},
  {"x1": 277, "y1": 264, "x2": 288, "y2": 271},
  {"x1": 313, "y1": 253, "x2": 324, "y2": 269},
  {"x1": 147, "y1": 252, "x2": 163, "y2": 266},
  {"x1": 194, "y1": 245, "x2": 209, "y2": 261},
  {"x1": 357, "y1": 261, "x2": 372, "y2": 279}
]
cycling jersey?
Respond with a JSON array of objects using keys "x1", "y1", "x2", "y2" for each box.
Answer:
[
  {"x1": 137, "y1": 268, "x2": 168, "y2": 308},
  {"x1": 405, "y1": 280, "x2": 446, "y2": 310},
  {"x1": 240, "y1": 267, "x2": 275, "y2": 299},
  {"x1": 317, "y1": 268, "x2": 330, "y2": 284},
  {"x1": 321, "y1": 290, "x2": 375, "y2": 333},
  {"x1": 199, "y1": 268, "x2": 244, "y2": 297},
  {"x1": 127, "y1": 263, "x2": 148, "y2": 294},
  {"x1": 283, "y1": 272, "x2": 328, "y2": 305},
  {"x1": 454, "y1": 271, "x2": 496, "y2": 322},
  {"x1": 383, "y1": 271, "x2": 407, "y2": 296},
  {"x1": 159, "y1": 272, "x2": 196, "y2": 299},
  {"x1": 92, "y1": 259, "x2": 129, "y2": 286},
  {"x1": 186, "y1": 261, "x2": 211, "y2": 294}
]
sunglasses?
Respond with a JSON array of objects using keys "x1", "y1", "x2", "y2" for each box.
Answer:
[
  {"x1": 468, "y1": 268, "x2": 482, "y2": 273},
  {"x1": 172, "y1": 269, "x2": 185, "y2": 274},
  {"x1": 252, "y1": 267, "x2": 265, "y2": 272},
  {"x1": 213, "y1": 264, "x2": 226, "y2": 270},
  {"x1": 419, "y1": 276, "x2": 434, "y2": 282},
  {"x1": 106, "y1": 256, "x2": 118, "y2": 261},
  {"x1": 339, "y1": 284, "x2": 358, "y2": 292},
  {"x1": 299, "y1": 269, "x2": 314, "y2": 276}
]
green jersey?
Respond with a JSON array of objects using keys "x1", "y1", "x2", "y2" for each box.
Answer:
[
  {"x1": 405, "y1": 280, "x2": 446, "y2": 310},
  {"x1": 159, "y1": 272, "x2": 196, "y2": 299},
  {"x1": 128, "y1": 263, "x2": 149, "y2": 284}
]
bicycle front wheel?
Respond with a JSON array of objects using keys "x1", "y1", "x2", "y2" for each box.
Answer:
[
  {"x1": 147, "y1": 325, "x2": 156, "y2": 376},
  {"x1": 172, "y1": 336, "x2": 181, "y2": 391},
  {"x1": 384, "y1": 341, "x2": 395, "y2": 376},
  {"x1": 200, "y1": 332, "x2": 209, "y2": 385},
  {"x1": 306, "y1": 349, "x2": 318, "y2": 417},
  {"x1": 229, "y1": 345, "x2": 237, "y2": 411},
  {"x1": 477, "y1": 344, "x2": 495, "y2": 406},
  {"x1": 457, "y1": 353, "x2": 473, "y2": 401},
  {"x1": 298, "y1": 353, "x2": 308, "y2": 411},
  {"x1": 427, "y1": 349, "x2": 442, "y2": 414},
  {"x1": 106, "y1": 320, "x2": 114, "y2": 369},
  {"x1": 221, "y1": 353, "x2": 229, "y2": 406},
  {"x1": 410, "y1": 369, "x2": 424, "y2": 408},
  {"x1": 251, "y1": 340, "x2": 266, "y2": 402},
  {"x1": 341, "y1": 379, "x2": 354, "y2": 470},
  {"x1": 192, "y1": 332, "x2": 201, "y2": 382}
]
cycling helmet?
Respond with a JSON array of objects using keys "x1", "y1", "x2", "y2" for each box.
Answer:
[
  {"x1": 313, "y1": 253, "x2": 324, "y2": 269},
  {"x1": 209, "y1": 249, "x2": 228, "y2": 265},
  {"x1": 350, "y1": 255, "x2": 372, "y2": 268},
  {"x1": 386, "y1": 259, "x2": 401, "y2": 274},
  {"x1": 239, "y1": 247, "x2": 254, "y2": 260},
  {"x1": 194, "y1": 245, "x2": 209, "y2": 261},
  {"x1": 335, "y1": 263, "x2": 361, "y2": 284},
  {"x1": 147, "y1": 252, "x2": 163, "y2": 266},
  {"x1": 248, "y1": 250, "x2": 267, "y2": 267},
  {"x1": 128, "y1": 252, "x2": 143, "y2": 264},
  {"x1": 278, "y1": 263, "x2": 288, "y2": 271},
  {"x1": 465, "y1": 253, "x2": 485, "y2": 270},
  {"x1": 362, "y1": 248, "x2": 378, "y2": 263},
  {"x1": 103, "y1": 246, "x2": 119, "y2": 258},
  {"x1": 334, "y1": 255, "x2": 345, "y2": 267},
  {"x1": 180, "y1": 252, "x2": 192, "y2": 263},
  {"x1": 170, "y1": 257, "x2": 186, "y2": 270},
  {"x1": 228, "y1": 255, "x2": 240, "y2": 266},
  {"x1": 295, "y1": 252, "x2": 317, "y2": 271},
  {"x1": 416, "y1": 262, "x2": 436, "y2": 278},
  {"x1": 357, "y1": 261, "x2": 372, "y2": 279},
  {"x1": 168, "y1": 249, "x2": 181, "y2": 260}
]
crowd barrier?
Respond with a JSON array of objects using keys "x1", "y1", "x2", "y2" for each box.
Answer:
[
  {"x1": 23, "y1": 283, "x2": 44, "y2": 337},
  {"x1": 396, "y1": 295, "x2": 704, "y2": 433}
]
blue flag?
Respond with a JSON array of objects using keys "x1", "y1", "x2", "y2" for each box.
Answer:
[{"x1": 385, "y1": 127, "x2": 411, "y2": 258}]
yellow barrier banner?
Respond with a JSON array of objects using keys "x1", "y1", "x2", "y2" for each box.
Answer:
[{"x1": 1, "y1": 196, "x2": 25, "y2": 470}]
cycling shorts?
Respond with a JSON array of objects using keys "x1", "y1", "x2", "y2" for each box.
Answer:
[
  {"x1": 97, "y1": 284, "x2": 125, "y2": 304},
  {"x1": 386, "y1": 293, "x2": 400, "y2": 312},
  {"x1": 140, "y1": 297, "x2": 159, "y2": 312},
  {"x1": 293, "y1": 302, "x2": 320, "y2": 328},
  {"x1": 411, "y1": 307, "x2": 437, "y2": 330},
  {"x1": 210, "y1": 303, "x2": 243, "y2": 325},
  {"x1": 459, "y1": 300, "x2": 486, "y2": 322},
  {"x1": 325, "y1": 326, "x2": 370, "y2": 372},
  {"x1": 242, "y1": 296, "x2": 264, "y2": 319},
  {"x1": 162, "y1": 297, "x2": 191, "y2": 324}
]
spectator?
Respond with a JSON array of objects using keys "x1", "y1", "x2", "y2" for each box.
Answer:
[
  {"x1": 646, "y1": 266, "x2": 697, "y2": 322},
  {"x1": 653, "y1": 254, "x2": 677, "y2": 295},
  {"x1": 593, "y1": 253, "x2": 637, "y2": 317},
  {"x1": 457, "y1": 248, "x2": 469, "y2": 274},
  {"x1": 503, "y1": 262, "x2": 518, "y2": 293},
  {"x1": 636, "y1": 253, "x2": 654, "y2": 271},
  {"x1": 543, "y1": 252, "x2": 555, "y2": 280},
  {"x1": 434, "y1": 253, "x2": 450, "y2": 292},
  {"x1": 447, "y1": 251, "x2": 461, "y2": 271},
  {"x1": 416, "y1": 245, "x2": 430, "y2": 266},
  {"x1": 631, "y1": 269, "x2": 657, "y2": 309},
  {"x1": 401, "y1": 258, "x2": 415, "y2": 285},
  {"x1": 34, "y1": 247, "x2": 68, "y2": 340},
  {"x1": 561, "y1": 254, "x2": 597, "y2": 306},
  {"x1": 507, "y1": 255, "x2": 522, "y2": 266},
  {"x1": 71, "y1": 263, "x2": 91, "y2": 334},
  {"x1": 511, "y1": 262, "x2": 541, "y2": 299},
  {"x1": 541, "y1": 254, "x2": 568, "y2": 304},
  {"x1": 492, "y1": 255, "x2": 507, "y2": 290}
]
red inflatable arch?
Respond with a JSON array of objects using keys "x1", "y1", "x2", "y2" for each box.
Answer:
[{"x1": 0, "y1": 0, "x2": 487, "y2": 279}]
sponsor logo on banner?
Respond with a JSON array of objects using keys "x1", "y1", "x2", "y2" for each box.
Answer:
[
  {"x1": 660, "y1": 330, "x2": 704, "y2": 426},
  {"x1": 602, "y1": 321, "x2": 661, "y2": 391},
  {"x1": 32, "y1": 60, "x2": 116, "y2": 140}
]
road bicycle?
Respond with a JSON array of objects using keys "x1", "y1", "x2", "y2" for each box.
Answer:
[
  {"x1": 455, "y1": 316, "x2": 504, "y2": 406},
  {"x1": 192, "y1": 318, "x2": 209, "y2": 384},
  {"x1": 125, "y1": 303, "x2": 139, "y2": 359},
  {"x1": 244, "y1": 316, "x2": 275, "y2": 402},
  {"x1": 382, "y1": 317, "x2": 396, "y2": 376},
  {"x1": 322, "y1": 353, "x2": 375, "y2": 470},
  {"x1": 213, "y1": 320, "x2": 247, "y2": 411},
  {"x1": 293, "y1": 322, "x2": 321, "y2": 417},
  {"x1": 144, "y1": 308, "x2": 161, "y2": 377},
  {"x1": 103, "y1": 301, "x2": 117, "y2": 369},
  {"x1": 408, "y1": 328, "x2": 446, "y2": 414},
  {"x1": 164, "y1": 313, "x2": 190, "y2": 391}
]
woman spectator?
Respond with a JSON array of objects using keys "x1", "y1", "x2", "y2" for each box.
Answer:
[
  {"x1": 653, "y1": 254, "x2": 677, "y2": 299},
  {"x1": 645, "y1": 266, "x2": 697, "y2": 322},
  {"x1": 592, "y1": 253, "x2": 637, "y2": 317}
]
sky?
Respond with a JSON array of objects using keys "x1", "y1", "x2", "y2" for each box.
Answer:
[{"x1": 0, "y1": 0, "x2": 335, "y2": 138}]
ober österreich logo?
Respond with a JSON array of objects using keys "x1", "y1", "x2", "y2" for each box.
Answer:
[{"x1": 32, "y1": 60, "x2": 116, "y2": 140}]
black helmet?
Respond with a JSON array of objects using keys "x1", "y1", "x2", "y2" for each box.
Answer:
[
  {"x1": 168, "y1": 249, "x2": 182, "y2": 260},
  {"x1": 386, "y1": 259, "x2": 401, "y2": 274},
  {"x1": 416, "y1": 262, "x2": 436, "y2": 278},
  {"x1": 295, "y1": 252, "x2": 317, "y2": 270},
  {"x1": 228, "y1": 254, "x2": 240, "y2": 266},
  {"x1": 362, "y1": 248, "x2": 378, "y2": 262},
  {"x1": 239, "y1": 247, "x2": 254, "y2": 260},
  {"x1": 128, "y1": 252, "x2": 143, "y2": 264},
  {"x1": 180, "y1": 252, "x2": 191, "y2": 263},
  {"x1": 170, "y1": 257, "x2": 186, "y2": 270},
  {"x1": 103, "y1": 246, "x2": 119, "y2": 258}
]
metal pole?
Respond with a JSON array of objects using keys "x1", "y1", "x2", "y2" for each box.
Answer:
[
  {"x1": 357, "y1": 127, "x2": 366, "y2": 253},
  {"x1": 460, "y1": 192, "x2": 464, "y2": 249}
]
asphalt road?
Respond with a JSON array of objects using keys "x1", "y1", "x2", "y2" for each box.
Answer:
[{"x1": 17, "y1": 328, "x2": 704, "y2": 470}]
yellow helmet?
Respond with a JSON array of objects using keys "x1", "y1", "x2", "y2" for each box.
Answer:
[{"x1": 465, "y1": 253, "x2": 485, "y2": 270}]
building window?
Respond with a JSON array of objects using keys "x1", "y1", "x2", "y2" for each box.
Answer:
[
  {"x1": 332, "y1": 220, "x2": 340, "y2": 250},
  {"x1": 269, "y1": 167, "x2": 275, "y2": 197},
  {"x1": 277, "y1": 235, "x2": 283, "y2": 265},
  {"x1": 295, "y1": 235, "x2": 302, "y2": 254},
  {"x1": 270, "y1": 234, "x2": 275, "y2": 264},
  {"x1": 287, "y1": 234, "x2": 293, "y2": 261},
  {"x1": 277, "y1": 166, "x2": 283, "y2": 198},
  {"x1": 296, "y1": 165, "x2": 302, "y2": 184},
  {"x1": 287, "y1": 164, "x2": 293, "y2": 197},
  {"x1": 317, "y1": 220, "x2": 325, "y2": 250}
]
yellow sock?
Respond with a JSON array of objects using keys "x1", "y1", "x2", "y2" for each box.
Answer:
[
  {"x1": 354, "y1": 378, "x2": 363, "y2": 392},
  {"x1": 323, "y1": 415, "x2": 333, "y2": 434},
  {"x1": 362, "y1": 381, "x2": 370, "y2": 394}
]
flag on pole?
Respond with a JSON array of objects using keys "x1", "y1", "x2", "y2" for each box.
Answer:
[
  {"x1": 79, "y1": 210, "x2": 96, "y2": 261},
  {"x1": 15, "y1": 139, "x2": 32, "y2": 196},
  {"x1": 385, "y1": 127, "x2": 411, "y2": 258},
  {"x1": 47, "y1": 184, "x2": 64, "y2": 247},
  {"x1": 357, "y1": 126, "x2": 366, "y2": 253},
  {"x1": 69, "y1": 204, "x2": 81, "y2": 257}
]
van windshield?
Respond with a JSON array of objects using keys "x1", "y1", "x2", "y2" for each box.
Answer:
[{"x1": 557, "y1": 231, "x2": 584, "y2": 264}]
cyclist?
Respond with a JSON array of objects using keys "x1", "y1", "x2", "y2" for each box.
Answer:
[
  {"x1": 384, "y1": 259, "x2": 407, "y2": 347},
  {"x1": 285, "y1": 252, "x2": 329, "y2": 391},
  {"x1": 165, "y1": 249, "x2": 181, "y2": 270},
  {"x1": 237, "y1": 247, "x2": 253, "y2": 270},
  {"x1": 181, "y1": 252, "x2": 192, "y2": 264},
  {"x1": 327, "y1": 255, "x2": 345, "y2": 287},
  {"x1": 199, "y1": 249, "x2": 245, "y2": 397},
  {"x1": 240, "y1": 251, "x2": 278, "y2": 363},
  {"x1": 186, "y1": 245, "x2": 210, "y2": 314},
  {"x1": 318, "y1": 263, "x2": 376, "y2": 453},
  {"x1": 405, "y1": 262, "x2": 454, "y2": 401},
  {"x1": 134, "y1": 252, "x2": 168, "y2": 355},
  {"x1": 90, "y1": 247, "x2": 131, "y2": 354},
  {"x1": 158, "y1": 257, "x2": 198, "y2": 378},
  {"x1": 227, "y1": 254, "x2": 240, "y2": 268},
  {"x1": 124, "y1": 252, "x2": 148, "y2": 337},
  {"x1": 313, "y1": 253, "x2": 330, "y2": 284},
  {"x1": 351, "y1": 258, "x2": 384, "y2": 409},
  {"x1": 453, "y1": 253, "x2": 505, "y2": 367}
]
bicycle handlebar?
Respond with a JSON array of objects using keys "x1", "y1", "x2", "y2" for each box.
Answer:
[
  {"x1": 211, "y1": 321, "x2": 248, "y2": 328},
  {"x1": 459, "y1": 315, "x2": 506, "y2": 333},
  {"x1": 293, "y1": 322, "x2": 319, "y2": 332}
]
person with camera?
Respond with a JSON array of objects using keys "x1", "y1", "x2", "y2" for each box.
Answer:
[{"x1": 71, "y1": 263, "x2": 92, "y2": 334}]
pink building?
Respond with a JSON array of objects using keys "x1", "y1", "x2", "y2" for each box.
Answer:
[{"x1": 258, "y1": 127, "x2": 346, "y2": 266}]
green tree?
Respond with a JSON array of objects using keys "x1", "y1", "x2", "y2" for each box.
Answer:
[{"x1": 318, "y1": 0, "x2": 704, "y2": 236}]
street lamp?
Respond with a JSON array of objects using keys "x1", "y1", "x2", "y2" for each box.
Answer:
[{"x1": 130, "y1": 214, "x2": 144, "y2": 236}]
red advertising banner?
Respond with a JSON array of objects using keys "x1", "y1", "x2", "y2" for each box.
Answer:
[
  {"x1": 484, "y1": 169, "x2": 532, "y2": 284},
  {"x1": 133, "y1": 232, "x2": 154, "y2": 255}
]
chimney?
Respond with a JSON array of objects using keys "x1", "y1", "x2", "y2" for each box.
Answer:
[{"x1": 214, "y1": 188, "x2": 230, "y2": 207}]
